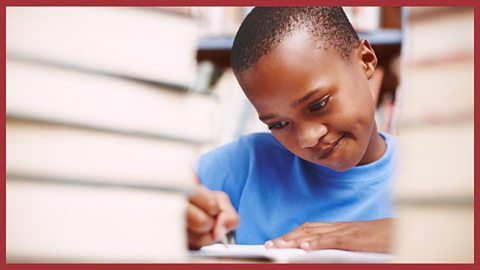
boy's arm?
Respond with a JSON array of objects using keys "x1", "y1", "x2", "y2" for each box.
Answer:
[
  {"x1": 187, "y1": 185, "x2": 239, "y2": 249},
  {"x1": 264, "y1": 218, "x2": 394, "y2": 253}
]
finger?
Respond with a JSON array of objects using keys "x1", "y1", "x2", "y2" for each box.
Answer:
[
  {"x1": 187, "y1": 202, "x2": 215, "y2": 233},
  {"x1": 267, "y1": 232, "x2": 337, "y2": 250},
  {"x1": 265, "y1": 232, "x2": 304, "y2": 249},
  {"x1": 189, "y1": 185, "x2": 220, "y2": 216},
  {"x1": 299, "y1": 234, "x2": 339, "y2": 251},
  {"x1": 283, "y1": 222, "x2": 346, "y2": 241},
  {"x1": 212, "y1": 191, "x2": 239, "y2": 240},
  {"x1": 265, "y1": 222, "x2": 340, "y2": 249},
  {"x1": 188, "y1": 230, "x2": 216, "y2": 250},
  {"x1": 215, "y1": 191, "x2": 239, "y2": 229},
  {"x1": 302, "y1": 219, "x2": 394, "y2": 252},
  {"x1": 266, "y1": 234, "x2": 316, "y2": 249},
  {"x1": 265, "y1": 238, "x2": 299, "y2": 249},
  {"x1": 212, "y1": 209, "x2": 239, "y2": 241},
  {"x1": 265, "y1": 230, "x2": 303, "y2": 249}
]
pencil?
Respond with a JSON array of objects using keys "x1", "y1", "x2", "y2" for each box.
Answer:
[
  {"x1": 221, "y1": 236, "x2": 229, "y2": 247},
  {"x1": 221, "y1": 231, "x2": 236, "y2": 247}
]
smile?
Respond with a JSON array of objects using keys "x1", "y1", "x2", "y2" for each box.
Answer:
[{"x1": 317, "y1": 133, "x2": 346, "y2": 160}]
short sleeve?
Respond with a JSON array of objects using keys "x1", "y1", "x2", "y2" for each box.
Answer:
[{"x1": 195, "y1": 137, "x2": 251, "y2": 210}]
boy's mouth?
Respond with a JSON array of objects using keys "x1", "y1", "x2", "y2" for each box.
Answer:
[{"x1": 317, "y1": 133, "x2": 346, "y2": 160}]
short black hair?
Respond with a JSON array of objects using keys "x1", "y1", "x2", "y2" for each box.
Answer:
[{"x1": 231, "y1": 7, "x2": 360, "y2": 73}]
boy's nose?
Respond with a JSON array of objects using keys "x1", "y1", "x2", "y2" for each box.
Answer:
[{"x1": 297, "y1": 123, "x2": 328, "y2": 148}]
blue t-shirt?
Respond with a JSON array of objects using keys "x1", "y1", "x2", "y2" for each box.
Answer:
[{"x1": 196, "y1": 132, "x2": 396, "y2": 244}]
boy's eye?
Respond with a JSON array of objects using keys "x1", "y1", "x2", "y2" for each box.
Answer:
[
  {"x1": 268, "y1": 121, "x2": 289, "y2": 130},
  {"x1": 309, "y1": 96, "x2": 330, "y2": 112}
]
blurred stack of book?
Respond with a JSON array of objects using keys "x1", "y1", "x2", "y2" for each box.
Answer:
[
  {"x1": 6, "y1": 7, "x2": 215, "y2": 262},
  {"x1": 395, "y1": 7, "x2": 473, "y2": 205},
  {"x1": 393, "y1": 7, "x2": 474, "y2": 262}
]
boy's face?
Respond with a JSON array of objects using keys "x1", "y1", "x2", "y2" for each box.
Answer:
[{"x1": 236, "y1": 30, "x2": 385, "y2": 171}]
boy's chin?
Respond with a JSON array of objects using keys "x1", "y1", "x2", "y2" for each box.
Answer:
[{"x1": 306, "y1": 156, "x2": 358, "y2": 171}]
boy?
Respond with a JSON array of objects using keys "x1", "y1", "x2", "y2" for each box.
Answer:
[{"x1": 188, "y1": 7, "x2": 396, "y2": 253}]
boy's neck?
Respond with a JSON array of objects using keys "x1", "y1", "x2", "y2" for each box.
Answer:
[{"x1": 358, "y1": 124, "x2": 387, "y2": 166}]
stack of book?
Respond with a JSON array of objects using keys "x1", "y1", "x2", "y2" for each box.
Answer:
[
  {"x1": 393, "y1": 7, "x2": 474, "y2": 263},
  {"x1": 6, "y1": 7, "x2": 215, "y2": 262},
  {"x1": 395, "y1": 7, "x2": 474, "y2": 203}
]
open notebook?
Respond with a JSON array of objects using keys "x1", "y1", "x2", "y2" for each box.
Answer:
[{"x1": 190, "y1": 244, "x2": 394, "y2": 263}]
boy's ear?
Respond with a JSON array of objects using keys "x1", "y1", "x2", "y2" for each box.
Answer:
[{"x1": 357, "y1": 39, "x2": 378, "y2": 80}]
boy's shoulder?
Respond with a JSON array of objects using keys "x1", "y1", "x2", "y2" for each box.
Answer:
[
  {"x1": 237, "y1": 132, "x2": 285, "y2": 150},
  {"x1": 203, "y1": 132, "x2": 287, "y2": 159},
  {"x1": 240, "y1": 131, "x2": 275, "y2": 142},
  {"x1": 198, "y1": 132, "x2": 289, "y2": 179}
]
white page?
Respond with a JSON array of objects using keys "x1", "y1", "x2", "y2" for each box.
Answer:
[{"x1": 191, "y1": 244, "x2": 395, "y2": 263}]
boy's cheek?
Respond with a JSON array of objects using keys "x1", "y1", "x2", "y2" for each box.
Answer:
[{"x1": 272, "y1": 135, "x2": 299, "y2": 153}]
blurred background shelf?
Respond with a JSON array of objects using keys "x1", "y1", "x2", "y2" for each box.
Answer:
[
  {"x1": 197, "y1": 29, "x2": 402, "y2": 68},
  {"x1": 198, "y1": 30, "x2": 402, "y2": 51}
]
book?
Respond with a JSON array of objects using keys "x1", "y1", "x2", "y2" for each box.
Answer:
[
  {"x1": 6, "y1": 117, "x2": 196, "y2": 262},
  {"x1": 191, "y1": 244, "x2": 394, "y2": 263},
  {"x1": 6, "y1": 118, "x2": 198, "y2": 190},
  {"x1": 407, "y1": 8, "x2": 473, "y2": 64},
  {"x1": 399, "y1": 60, "x2": 473, "y2": 126},
  {"x1": 7, "y1": 178, "x2": 189, "y2": 263},
  {"x1": 7, "y1": 59, "x2": 217, "y2": 144},
  {"x1": 7, "y1": 7, "x2": 198, "y2": 87},
  {"x1": 398, "y1": 8, "x2": 473, "y2": 125}
]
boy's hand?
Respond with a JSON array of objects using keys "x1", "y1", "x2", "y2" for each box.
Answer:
[
  {"x1": 264, "y1": 218, "x2": 394, "y2": 253},
  {"x1": 187, "y1": 185, "x2": 239, "y2": 249}
]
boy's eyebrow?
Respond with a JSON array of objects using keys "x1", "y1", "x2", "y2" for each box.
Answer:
[
  {"x1": 259, "y1": 89, "x2": 323, "y2": 122},
  {"x1": 290, "y1": 89, "x2": 320, "y2": 108},
  {"x1": 259, "y1": 114, "x2": 277, "y2": 122}
]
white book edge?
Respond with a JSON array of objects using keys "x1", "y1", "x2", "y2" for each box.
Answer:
[
  {"x1": 7, "y1": 179, "x2": 189, "y2": 263},
  {"x1": 191, "y1": 244, "x2": 395, "y2": 263},
  {"x1": 7, "y1": 7, "x2": 199, "y2": 86},
  {"x1": 7, "y1": 59, "x2": 217, "y2": 144},
  {"x1": 7, "y1": 119, "x2": 198, "y2": 191}
]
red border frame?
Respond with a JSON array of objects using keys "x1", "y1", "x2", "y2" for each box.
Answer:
[
  {"x1": 3, "y1": 0, "x2": 480, "y2": 6},
  {"x1": 2, "y1": 1, "x2": 478, "y2": 269}
]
